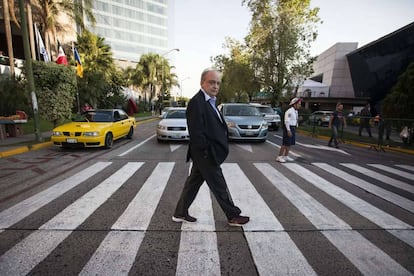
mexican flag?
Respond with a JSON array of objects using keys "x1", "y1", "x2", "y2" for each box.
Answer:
[{"x1": 56, "y1": 42, "x2": 68, "y2": 65}]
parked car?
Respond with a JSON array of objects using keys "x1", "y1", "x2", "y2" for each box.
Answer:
[
  {"x1": 51, "y1": 109, "x2": 136, "y2": 149},
  {"x1": 217, "y1": 103, "x2": 268, "y2": 142},
  {"x1": 250, "y1": 103, "x2": 281, "y2": 131},
  {"x1": 308, "y1": 111, "x2": 333, "y2": 126},
  {"x1": 156, "y1": 107, "x2": 189, "y2": 142}
]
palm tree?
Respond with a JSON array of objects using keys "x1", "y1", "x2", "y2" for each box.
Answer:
[{"x1": 31, "y1": 0, "x2": 96, "y2": 59}]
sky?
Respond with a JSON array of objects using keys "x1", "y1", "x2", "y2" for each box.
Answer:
[{"x1": 171, "y1": 0, "x2": 414, "y2": 99}]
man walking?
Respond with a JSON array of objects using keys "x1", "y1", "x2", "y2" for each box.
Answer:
[{"x1": 172, "y1": 68, "x2": 249, "y2": 226}]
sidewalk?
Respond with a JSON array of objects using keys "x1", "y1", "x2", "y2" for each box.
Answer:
[{"x1": 0, "y1": 116, "x2": 157, "y2": 158}]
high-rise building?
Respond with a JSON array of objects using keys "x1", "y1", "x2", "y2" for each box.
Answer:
[{"x1": 85, "y1": 0, "x2": 171, "y2": 64}]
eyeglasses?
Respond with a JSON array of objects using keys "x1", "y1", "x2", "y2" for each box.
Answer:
[{"x1": 206, "y1": 80, "x2": 221, "y2": 86}]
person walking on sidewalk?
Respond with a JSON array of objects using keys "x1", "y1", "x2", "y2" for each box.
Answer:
[
  {"x1": 172, "y1": 68, "x2": 249, "y2": 227},
  {"x1": 359, "y1": 103, "x2": 372, "y2": 137},
  {"x1": 328, "y1": 102, "x2": 346, "y2": 148},
  {"x1": 276, "y1": 97, "x2": 301, "y2": 163}
]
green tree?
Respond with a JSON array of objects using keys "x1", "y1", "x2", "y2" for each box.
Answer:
[
  {"x1": 31, "y1": 61, "x2": 76, "y2": 126},
  {"x1": 132, "y1": 53, "x2": 177, "y2": 111},
  {"x1": 243, "y1": 0, "x2": 320, "y2": 106},
  {"x1": 0, "y1": 77, "x2": 28, "y2": 116},
  {"x1": 213, "y1": 38, "x2": 260, "y2": 103},
  {"x1": 75, "y1": 31, "x2": 125, "y2": 109},
  {"x1": 382, "y1": 62, "x2": 414, "y2": 119},
  {"x1": 31, "y1": 0, "x2": 96, "y2": 56}
]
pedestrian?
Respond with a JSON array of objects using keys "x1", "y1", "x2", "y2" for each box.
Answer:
[
  {"x1": 172, "y1": 68, "x2": 249, "y2": 226},
  {"x1": 358, "y1": 103, "x2": 372, "y2": 137},
  {"x1": 328, "y1": 102, "x2": 346, "y2": 148},
  {"x1": 276, "y1": 97, "x2": 301, "y2": 163}
]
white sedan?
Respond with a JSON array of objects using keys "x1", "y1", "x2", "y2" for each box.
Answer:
[{"x1": 156, "y1": 107, "x2": 189, "y2": 142}]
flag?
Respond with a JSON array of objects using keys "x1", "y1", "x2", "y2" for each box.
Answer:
[
  {"x1": 73, "y1": 47, "x2": 83, "y2": 78},
  {"x1": 56, "y1": 41, "x2": 68, "y2": 65},
  {"x1": 34, "y1": 24, "x2": 50, "y2": 62}
]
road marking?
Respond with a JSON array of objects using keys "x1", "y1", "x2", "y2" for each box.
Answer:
[
  {"x1": 368, "y1": 164, "x2": 414, "y2": 181},
  {"x1": 396, "y1": 164, "x2": 414, "y2": 172},
  {"x1": 0, "y1": 162, "x2": 142, "y2": 276},
  {"x1": 41, "y1": 162, "x2": 143, "y2": 230},
  {"x1": 266, "y1": 139, "x2": 301, "y2": 158},
  {"x1": 170, "y1": 144, "x2": 184, "y2": 152},
  {"x1": 286, "y1": 163, "x2": 414, "y2": 247},
  {"x1": 176, "y1": 184, "x2": 220, "y2": 276},
  {"x1": 341, "y1": 163, "x2": 414, "y2": 193},
  {"x1": 223, "y1": 163, "x2": 316, "y2": 275},
  {"x1": 296, "y1": 141, "x2": 350, "y2": 155},
  {"x1": 316, "y1": 163, "x2": 414, "y2": 213},
  {"x1": 80, "y1": 162, "x2": 174, "y2": 275},
  {"x1": 112, "y1": 162, "x2": 174, "y2": 230},
  {"x1": 235, "y1": 143, "x2": 252, "y2": 152},
  {"x1": 79, "y1": 231, "x2": 144, "y2": 276},
  {"x1": 255, "y1": 163, "x2": 411, "y2": 275},
  {"x1": 118, "y1": 135, "x2": 155, "y2": 156},
  {"x1": 0, "y1": 162, "x2": 111, "y2": 230}
]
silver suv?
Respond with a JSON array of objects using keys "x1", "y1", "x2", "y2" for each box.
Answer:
[{"x1": 250, "y1": 103, "x2": 281, "y2": 131}]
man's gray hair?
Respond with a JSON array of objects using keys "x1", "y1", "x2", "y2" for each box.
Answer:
[{"x1": 201, "y1": 67, "x2": 221, "y2": 82}]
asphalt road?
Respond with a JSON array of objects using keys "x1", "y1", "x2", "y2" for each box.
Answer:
[{"x1": 0, "y1": 120, "x2": 413, "y2": 275}]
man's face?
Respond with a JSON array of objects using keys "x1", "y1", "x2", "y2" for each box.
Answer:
[{"x1": 201, "y1": 71, "x2": 221, "y2": 97}]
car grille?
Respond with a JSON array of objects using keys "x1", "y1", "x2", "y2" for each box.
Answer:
[
  {"x1": 63, "y1": 132, "x2": 82, "y2": 136},
  {"x1": 167, "y1": 127, "x2": 186, "y2": 131},
  {"x1": 238, "y1": 125, "x2": 261, "y2": 130}
]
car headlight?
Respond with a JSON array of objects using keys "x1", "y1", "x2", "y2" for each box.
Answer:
[
  {"x1": 226, "y1": 121, "x2": 237, "y2": 128},
  {"x1": 263, "y1": 122, "x2": 268, "y2": 128},
  {"x1": 83, "y1": 131, "x2": 100, "y2": 136},
  {"x1": 53, "y1": 131, "x2": 62, "y2": 136},
  {"x1": 157, "y1": 125, "x2": 167, "y2": 130}
]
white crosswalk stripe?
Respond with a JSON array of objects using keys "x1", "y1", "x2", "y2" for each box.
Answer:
[
  {"x1": 368, "y1": 164, "x2": 414, "y2": 180},
  {"x1": 341, "y1": 163, "x2": 414, "y2": 193},
  {"x1": 0, "y1": 162, "x2": 142, "y2": 276},
  {"x1": 0, "y1": 161, "x2": 413, "y2": 275},
  {"x1": 314, "y1": 163, "x2": 414, "y2": 213},
  {"x1": 255, "y1": 163, "x2": 411, "y2": 275}
]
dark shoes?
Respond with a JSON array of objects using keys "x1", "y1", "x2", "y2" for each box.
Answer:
[
  {"x1": 172, "y1": 215, "x2": 197, "y2": 223},
  {"x1": 228, "y1": 215, "x2": 250, "y2": 226}
]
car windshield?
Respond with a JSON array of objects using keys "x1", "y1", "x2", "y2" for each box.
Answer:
[
  {"x1": 224, "y1": 105, "x2": 261, "y2": 116},
  {"x1": 165, "y1": 109, "x2": 186, "y2": 119},
  {"x1": 74, "y1": 111, "x2": 113, "y2": 122},
  {"x1": 257, "y1": 106, "x2": 274, "y2": 114}
]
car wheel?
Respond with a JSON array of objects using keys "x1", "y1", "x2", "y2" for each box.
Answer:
[
  {"x1": 104, "y1": 133, "x2": 113, "y2": 149},
  {"x1": 127, "y1": 127, "x2": 134, "y2": 139}
]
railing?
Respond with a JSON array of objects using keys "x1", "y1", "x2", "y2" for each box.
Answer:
[{"x1": 298, "y1": 114, "x2": 414, "y2": 150}]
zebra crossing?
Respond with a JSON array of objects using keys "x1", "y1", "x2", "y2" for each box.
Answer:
[{"x1": 0, "y1": 160, "x2": 413, "y2": 275}]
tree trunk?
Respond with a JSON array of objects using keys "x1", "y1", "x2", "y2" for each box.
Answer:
[
  {"x1": 26, "y1": 0, "x2": 36, "y2": 59},
  {"x1": 3, "y1": 0, "x2": 15, "y2": 74}
]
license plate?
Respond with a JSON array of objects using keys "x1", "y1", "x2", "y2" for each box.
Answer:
[
  {"x1": 66, "y1": 138, "x2": 78, "y2": 143},
  {"x1": 245, "y1": 131, "x2": 255, "y2": 136},
  {"x1": 172, "y1": 133, "x2": 181, "y2": 138}
]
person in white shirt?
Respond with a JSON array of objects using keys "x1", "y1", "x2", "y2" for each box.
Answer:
[{"x1": 276, "y1": 97, "x2": 301, "y2": 163}]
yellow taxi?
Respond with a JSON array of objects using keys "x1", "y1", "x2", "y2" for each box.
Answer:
[{"x1": 51, "y1": 109, "x2": 136, "y2": 149}]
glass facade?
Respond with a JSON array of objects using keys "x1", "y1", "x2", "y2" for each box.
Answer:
[
  {"x1": 86, "y1": 0, "x2": 169, "y2": 62},
  {"x1": 346, "y1": 23, "x2": 414, "y2": 104}
]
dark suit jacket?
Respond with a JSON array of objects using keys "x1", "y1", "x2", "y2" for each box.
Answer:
[{"x1": 186, "y1": 90, "x2": 228, "y2": 165}]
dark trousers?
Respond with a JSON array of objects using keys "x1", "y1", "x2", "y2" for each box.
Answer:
[
  {"x1": 174, "y1": 153, "x2": 241, "y2": 220},
  {"x1": 329, "y1": 125, "x2": 339, "y2": 146},
  {"x1": 359, "y1": 120, "x2": 372, "y2": 137}
]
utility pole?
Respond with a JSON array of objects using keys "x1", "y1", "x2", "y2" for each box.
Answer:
[{"x1": 19, "y1": 0, "x2": 42, "y2": 142}]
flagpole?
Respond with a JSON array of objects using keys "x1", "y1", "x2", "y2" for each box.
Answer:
[{"x1": 72, "y1": 42, "x2": 81, "y2": 114}]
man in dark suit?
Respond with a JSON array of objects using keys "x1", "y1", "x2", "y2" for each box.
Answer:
[{"x1": 172, "y1": 68, "x2": 249, "y2": 226}]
